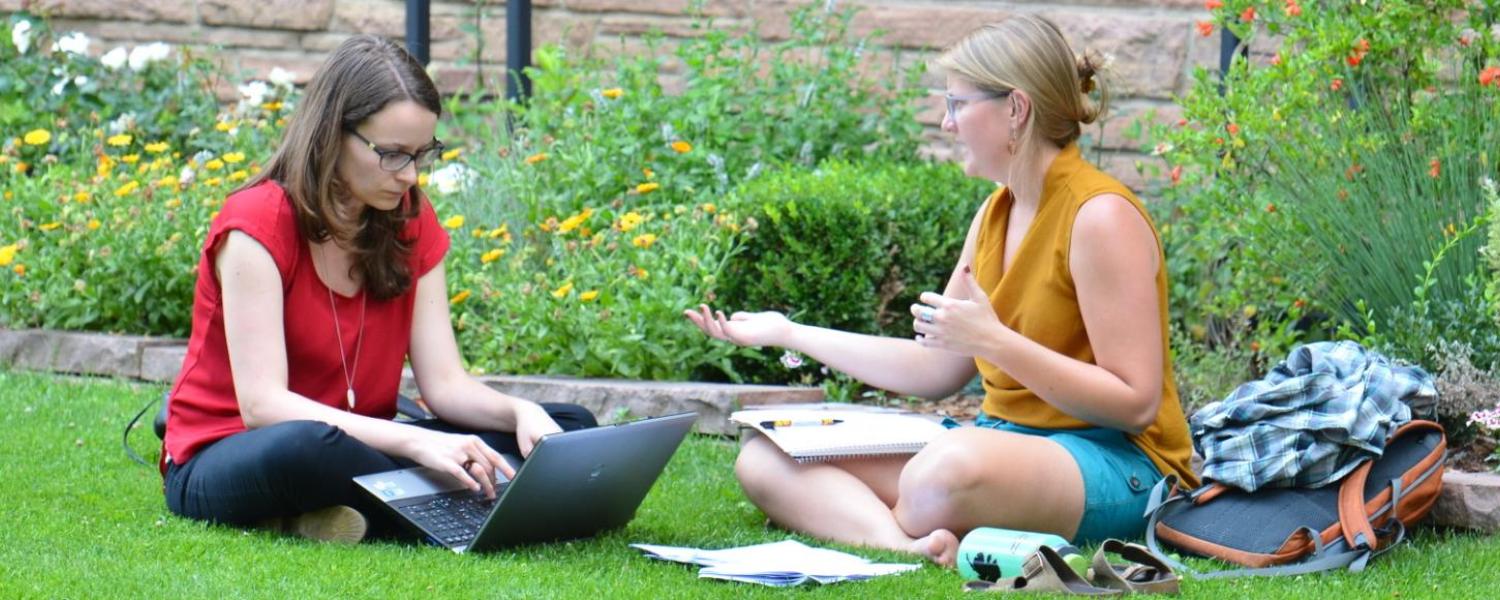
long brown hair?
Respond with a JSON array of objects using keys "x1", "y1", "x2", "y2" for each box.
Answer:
[{"x1": 244, "y1": 34, "x2": 442, "y2": 300}]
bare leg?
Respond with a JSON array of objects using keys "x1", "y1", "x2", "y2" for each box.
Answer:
[
  {"x1": 734, "y1": 435, "x2": 960, "y2": 564},
  {"x1": 734, "y1": 428, "x2": 1086, "y2": 566},
  {"x1": 895, "y1": 427, "x2": 1085, "y2": 540}
]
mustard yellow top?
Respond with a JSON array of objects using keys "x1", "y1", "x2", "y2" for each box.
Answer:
[{"x1": 973, "y1": 143, "x2": 1198, "y2": 489}]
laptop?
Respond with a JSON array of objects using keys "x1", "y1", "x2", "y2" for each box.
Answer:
[{"x1": 353, "y1": 411, "x2": 696, "y2": 553}]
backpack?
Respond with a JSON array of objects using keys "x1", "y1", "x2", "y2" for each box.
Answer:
[{"x1": 1143, "y1": 419, "x2": 1446, "y2": 577}]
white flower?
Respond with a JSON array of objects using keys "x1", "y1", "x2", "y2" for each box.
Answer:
[
  {"x1": 1152, "y1": 142, "x2": 1174, "y2": 156},
  {"x1": 100, "y1": 46, "x2": 128, "y2": 70},
  {"x1": 780, "y1": 350, "x2": 805, "y2": 370},
  {"x1": 428, "y1": 163, "x2": 476, "y2": 194},
  {"x1": 237, "y1": 80, "x2": 270, "y2": 107},
  {"x1": 52, "y1": 32, "x2": 90, "y2": 56},
  {"x1": 108, "y1": 112, "x2": 137, "y2": 134},
  {"x1": 178, "y1": 165, "x2": 196, "y2": 185},
  {"x1": 11, "y1": 20, "x2": 32, "y2": 55},
  {"x1": 127, "y1": 42, "x2": 172, "y2": 71},
  {"x1": 268, "y1": 67, "x2": 296, "y2": 88},
  {"x1": 51, "y1": 76, "x2": 69, "y2": 96},
  {"x1": 73, "y1": 75, "x2": 88, "y2": 87}
]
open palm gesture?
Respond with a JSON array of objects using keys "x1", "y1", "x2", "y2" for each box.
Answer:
[{"x1": 683, "y1": 304, "x2": 792, "y2": 348}]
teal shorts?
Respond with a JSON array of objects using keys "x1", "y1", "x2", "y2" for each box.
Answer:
[{"x1": 943, "y1": 414, "x2": 1164, "y2": 544}]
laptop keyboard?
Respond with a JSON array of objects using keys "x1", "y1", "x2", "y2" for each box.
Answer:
[{"x1": 390, "y1": 486, "x2": 506, "y2": 546}]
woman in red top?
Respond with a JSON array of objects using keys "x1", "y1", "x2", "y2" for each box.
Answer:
[{"x1": 162, "y1": 35, "x2": 595, "y2": 542}]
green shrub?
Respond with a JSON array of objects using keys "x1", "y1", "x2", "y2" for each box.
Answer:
[
  {"x1": 2, "y1": 13, "x2": 233, "y2": 168},
  {"x1": 714, "y1": 160, "x2": 994, "y2": 384},
  {"x1": 1151, "y1": 0, "x2": 1500, "y2": 368},
  {"x1": 437, "y1": 3, "x2": 931, "y2": 381}
]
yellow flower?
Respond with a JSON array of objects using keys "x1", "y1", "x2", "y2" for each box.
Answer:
[
  {"x1": 601, "y1": 88, "x2": 624, "y2": 100},
  {"x1": 215, "y1": 121, "x2": 234, "y2": 132},
  {"x1": 481, "y1": 249, "x2": 505, "y2": 264},
  {"x1": 632, "y1": 233, "x2": 658, "y2": 249},
  {"x1": 204, "y1": 177, "x2": 223, "y2": 187},
  {"x1": 636, "y1": 268, "x2": 650, "y2": 280},
  {"x1": 144, "y1": 141, "x2": 169, "y2": 154},
  {"x1": 164, "y1": 198, "x2": 182, "y2": 209},
  {"x1": 418, "y1": 173, "x2": 430, "y2": 187},
  {"x1": 470, "y1": 227, "x2": 485, "y2": 238},
  {"x1": 635, "y1": 182, "x2": 660, "y2": 195},
  {"x1": 205, "y1": 158, "x2": 224, "y2": 171},
  {"x1": 643, "y1": 168, "x2": 654, "y2": 178},
  {"x1": 222, "y1": 152, "x2": 245, "y2": 164},
  {"x1": 3, "y1": 191, "x2": 12, "y2": 200},
  {"x1": 87, "y1": 219, "x2": 101, "y2": 231},
  {"x1": 488, "y1": 224, "x2": 510, "y2": 239},
  {"x1": 557, "y1": 208, "x2": 593, "y2": 234},
  {"x1": 158, "y1": 176, "x2": 178, "y2": 188},
  {"x1": 551, "y1": 281, "x2": 574, "y2": 298},
  {"x1": 23, "y1": 129, "x2": 51, "y2": 146},
  {"x1": 671, "y1": 140, "x2": 693, "y2": 154},
  {"x1": 579, "y1": 290, "x2": 600, "y2": 302},
  {"x1": 441, "y1": 148, "x2": 462, "y2": 161},
  {"x1": 618, "y1": 211, "x2": 644, "y2": 232},
  {"x1": 443, "y1": 215, "x2": 465, "y2": 229},
  {"x1": 524, "y1": 152, "x2": 548, "y2": 165},
  {"x1": 97, "y1": 155, "x2": 115, "y2": 177},
  {"x1": 449, "y1": 290, "x2": 472, "y2": 305},
  {"x1": 228, "y1": 170, "x2": 248, "y2": 182},
  {"x1": 120, "y1": 154, "x2": 140, "y2": 165},
  {"x1": 13, "y1": 161, "x2": 28, "y2": 174},
  {"x1": 106, "y1": 134, "x2": 133, "y2": 147},
  {"x1": 39, "y1": 222, "x2": 62, "y2": 231},
  {"x1": 12, "y1": 264, "x2": 24, "y2": 276},
  {"x1": 701, "y1": 202, "x2": 717, "y2": 214},
  {"x1": 114, "y1": 181, "x2": 140, "y2": 197},
  {"x1": 261, "y1": 101, "x2": 283, "y2": 111},
  {"x1": 0, "y1": 243, "x2": 17, "y2": 266}
]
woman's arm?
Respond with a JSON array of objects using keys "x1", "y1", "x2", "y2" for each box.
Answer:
[
  {"x1": 912, "y1": 195, "x2": 1165, "y2": 433},
  {"x1": 216, "y1": 231, "x2": 510, "y2": 492},
  {"x1": 685, "y1": 199, "x2": 993, "y2": 400},
  {"x1": 406, "y1": 262, "x2": 562, "y2": 456}
]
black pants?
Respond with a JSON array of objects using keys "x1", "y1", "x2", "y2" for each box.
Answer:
[{"x1": 163, "y1": 403, "x2": 596, "y2": 535}]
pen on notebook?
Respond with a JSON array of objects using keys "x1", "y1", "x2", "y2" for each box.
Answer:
[{"x1": 760, "y1": 418, "x2": 844, "y2": 429}]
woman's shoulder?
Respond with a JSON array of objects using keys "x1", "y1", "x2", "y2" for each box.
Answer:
[{"x1": 221, "y1": 179, "x2": 295, "y2": 222}]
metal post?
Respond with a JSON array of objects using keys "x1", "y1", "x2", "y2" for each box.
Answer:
[
  {"x1": 506, "y1": 0, "x2": 533, "y2": 104},
  {"x1": 406, "y1": 0, "x2": 431, "y2": 66},
  {"x1": 1217, "y1": 28, "x2": 1245, "y2": 96}
]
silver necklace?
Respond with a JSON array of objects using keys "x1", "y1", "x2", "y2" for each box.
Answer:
[{"x1": 319, "y1": 243, "x2": 366, "y2": 411}]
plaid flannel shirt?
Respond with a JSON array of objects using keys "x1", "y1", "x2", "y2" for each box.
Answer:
[{"x1": 1190, "y1": 341, "x2": 1430, "y2": 492}]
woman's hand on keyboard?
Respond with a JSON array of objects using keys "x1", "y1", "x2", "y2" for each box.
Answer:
[{"x1": 405, "y1": 429, "x2": 508, "y2": 498}]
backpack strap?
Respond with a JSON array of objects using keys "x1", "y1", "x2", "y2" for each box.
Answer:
[{"x1": 1337, "y1": 458, "x2": 1379, "y2": 551}]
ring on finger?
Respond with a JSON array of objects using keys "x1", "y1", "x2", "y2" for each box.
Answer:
[
  {"x1": 462, "y1": 459, "x2": 476, "y2": 470},
  {"x1": 919, "y1": 307, "x2": 936, "y2": 324}
]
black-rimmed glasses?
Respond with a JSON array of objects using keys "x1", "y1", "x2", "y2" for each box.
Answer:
[
  {"x1": 944, "y1": 90, "x2": 1012, "y2": 119},
  {"x1": 347, "y1": 129, "x2": 445, "y2": 172}
]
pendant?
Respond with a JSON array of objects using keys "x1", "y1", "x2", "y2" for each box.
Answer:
[{"x1": 346, "y1": 387, "x2": 356, "y2": 410}]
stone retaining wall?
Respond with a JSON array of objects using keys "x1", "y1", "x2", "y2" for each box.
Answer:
[{"x1": 2, "y1": 0, "x2": 1220, "y2": 192}]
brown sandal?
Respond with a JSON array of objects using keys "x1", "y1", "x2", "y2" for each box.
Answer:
[
  {"x1": 1087, "y1": 539, "x2": 1180, "y2": 595},
  {"x1": 964, "y1": 545, "x2": 1122, "y2": 595}
]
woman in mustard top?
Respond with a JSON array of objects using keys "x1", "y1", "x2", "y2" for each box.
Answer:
[{"x1": 685, "y1": 15, "x2": 1196, "y2": 565}]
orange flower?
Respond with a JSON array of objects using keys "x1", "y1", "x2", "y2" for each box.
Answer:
[
  {"x1": 1270, "y1": 53, "x2": 1282, "y2": 67},
  {"x1": 670, "y1": 140, "x2": 692, "y2": 154},
  {"x1": 1226, "y1": 122, "x2": 1240, "y2": 136},
  {"x1": 524, "y1": 152, "x2": 548, "y2": 165},
  {"x1": 1205, "y1": 0, "x2": 1222, "y2": 10},
  {"x1": 1240, "y1": 6, "x2": 1255, "y2": 22},
  {"x1": 1428, "y1": 159, "x2": 1441, "y2": 178},
  {"x1": 1330, "y1": 78, "x2": 1343, "y2": 91},
  {"x1": 1346, "y1": 54, "x2": 1363, "y2": 67},
  {"x1": 1169, "y1": 165, "x2": 1183, "y2": 185},
  {"x1": 1284, "y1": 0, "x2": 1302, "y2": 17},
  {"x1": 1265, "y1": 203, "x2": 1277, "y2": 213},
  {"x1": 1480, "y1": 67, "x2": 1500, "y2": 88},
  {"x1": 1196, "y1": 21, "x2": 1214, "y2": 37}
]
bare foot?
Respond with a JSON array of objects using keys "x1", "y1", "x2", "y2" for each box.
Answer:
[{"x1": 910, "y1": 529, "x2": 959, "y2": 566}]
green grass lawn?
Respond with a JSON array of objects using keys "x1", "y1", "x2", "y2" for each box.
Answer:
[{"x1": 2, "y1": 369, "x2": 1498, "y2": 598}]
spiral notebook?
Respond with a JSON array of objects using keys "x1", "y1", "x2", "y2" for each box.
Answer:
[{"x1": 729, "y1": 408, "x2": 947, "y2": 463}]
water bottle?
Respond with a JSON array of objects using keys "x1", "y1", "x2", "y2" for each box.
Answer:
[{"x1": 956, "y1": 527, "x2": 1088, "y2": 582}]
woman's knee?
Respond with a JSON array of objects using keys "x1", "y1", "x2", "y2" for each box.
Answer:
[
  {"x1": 541, "y1": 403, "x2": 597, "y2": 431},
  {"x1": 733, "y1": 436, "x2": 791, "y2": 502},
  {"x1": 897, "y1": 432, "x2": 992, "y2": 524}
]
